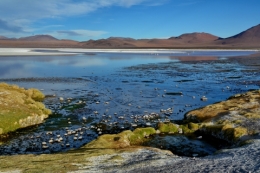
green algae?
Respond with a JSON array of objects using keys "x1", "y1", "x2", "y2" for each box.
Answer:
[{"x1": 157, "y1": 122, "x2": 179, "y2": 134}]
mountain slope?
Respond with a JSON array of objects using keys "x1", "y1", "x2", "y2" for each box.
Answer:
[
  {"x1": 169, "y1": 32, "x2": 219, "y2": 43},
  {"x1": 19, "y1": 35, "x2": 59, "y2": 41},
  {"x1": 0, "y1": 24, "x2": 259, "y2": 48},
  {"x1": 215, "y1": 24, "x2": 260, "y2": 47}
]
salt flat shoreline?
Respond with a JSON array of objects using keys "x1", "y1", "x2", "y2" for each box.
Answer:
[{"x1": 0, "y1": 48, "x2": 258, "y2": 56}]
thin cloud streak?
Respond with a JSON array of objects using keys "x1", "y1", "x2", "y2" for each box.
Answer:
[
  {"x1": 0, "y1": 19, "x2": 24, "y2": 32},
  {"x1": 58, "y1": 31, "x2": 83, "y2": 36}
]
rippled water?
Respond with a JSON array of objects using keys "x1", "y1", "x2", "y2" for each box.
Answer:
[{"x1": 0, "y1": 50, "x2": 259, "y2": 156}]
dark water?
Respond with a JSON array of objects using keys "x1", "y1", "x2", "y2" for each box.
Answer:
[{"x1": 0, "y1": 50, "x2": 259, "y2": 157}]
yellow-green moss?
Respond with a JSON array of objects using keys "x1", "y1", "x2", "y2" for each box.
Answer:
[
  {"x1": 0, "y1": 83, "x2": 51, "y2": 135},
  {"x1": 157, "y1": 123, "x2": 179, "y2": 134},
  {"x1": 129, "y1": 127, "x2": 156, "y2": 145},
  {"x1": 86, "y1": 128, "x2": 156, "y2": 148},
  {"x1": 187, "y1": 122, "x2": 200, "y2": 131},
  {"x1": 86, "y1": 130, "x2": 133, "y2": 149},
  {"x1": 179, "y1": 124, "x2": 193, "y2": 134},
  {"x1": 201, "y1": 123, "x2": 247, "y2": 141},
  {"x1": 26, "y1": 88, "x2": 45, "y2": 101}
]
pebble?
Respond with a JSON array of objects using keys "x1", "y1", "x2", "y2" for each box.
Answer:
[
  {"x1": 200, "y1": 96, "x2": 208, "y2": 101},
  {"x1": 192, "y1": 154, "x2": 199, "y2": 157},
  {"x1": 132, "y1": 124, "x2": 138, "y2": 127},
  {"x1": 146, "y1": 122, "x2": 151, "y2": 126}
]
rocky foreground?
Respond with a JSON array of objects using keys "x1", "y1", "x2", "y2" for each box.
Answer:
[{"x1": 1, "y1": 88, "x2": 260, "y2": 172}]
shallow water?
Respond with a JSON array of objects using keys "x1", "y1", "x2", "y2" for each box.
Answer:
[{"x1": 0, "y1": 50, "x2": 259, "y2": 156}]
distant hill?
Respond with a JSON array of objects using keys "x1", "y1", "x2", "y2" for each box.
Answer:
[
  {"x1": 0, "y1": 24, "x2": 259, "y2": 48},
  {"x1": 18, "y1": 35, "x2": 58, "y2": 41},
  {"x1": 0, "y1": 35, "x2": 80, "y2": 48},
  {"x1": 214, "y1": 24, "x2": 260, "y2": 48},
  {"x1": 170, "y1": 32, "x2": 219, "y2": 43},
  {"x1": 80, "y1": 32, "x2": 219, "y2": 48},
  {"x1": 0, "y1": 36, "x2": 11, "y2": 40},
  {"x1": 81, "y1": 37, "x2": 137, "y2": 48}
]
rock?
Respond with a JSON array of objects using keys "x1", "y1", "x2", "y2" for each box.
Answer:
[
  {"x1": 200, "y1": 96, "x2": 208, "y2": 101},
  {"x1": 86, "y1": 127, "x2": 156, "y2": 148},
  {"x1": 0, "y1": 146, "x2": 175, "y2": 173},
  {"x1": 185, "y1": 89, "x2": 260, "y2": 142}
]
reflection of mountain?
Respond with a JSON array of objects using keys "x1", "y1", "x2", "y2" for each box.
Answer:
[
  {"x1": 171, "y1": 56, "x2": 218, "y2": 61},
  {"x1": 0, "y1": 24, "x2": 260, "y2": 48}
]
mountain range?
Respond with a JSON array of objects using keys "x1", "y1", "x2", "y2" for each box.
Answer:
[{"x1": 0, "y1": 24, "x2": 260, "y2": 49}]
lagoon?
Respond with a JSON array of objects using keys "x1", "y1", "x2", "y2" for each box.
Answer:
[{"x1": 0, "y1": 49, "x2": 259, "y2": 156}]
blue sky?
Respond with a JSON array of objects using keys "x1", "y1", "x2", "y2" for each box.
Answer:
[{"x1": 0, "y1": 0, "x2": 259, "y2": 41}]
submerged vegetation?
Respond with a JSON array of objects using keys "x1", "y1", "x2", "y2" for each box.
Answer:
[{"x1": 0, "y1": 83, "x2": 51, "y2": 138}]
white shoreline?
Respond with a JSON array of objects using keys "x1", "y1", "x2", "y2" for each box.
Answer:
[{"x1": 0, "y1": 48, "x2": 258, "y2": 56}]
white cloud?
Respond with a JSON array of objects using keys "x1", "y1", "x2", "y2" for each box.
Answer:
[
  {"x1": 0, "y1": 0, "x2": 165, "y2": 40},
  {"x1": 0, "y1": 0, "x2": 158, "y2": 20}
]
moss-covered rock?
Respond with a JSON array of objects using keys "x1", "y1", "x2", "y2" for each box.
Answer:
[
  {"x1": 157, "y1": 122, "x2": 179, "y2": 134},
  {"x1": 0, "y1": 83, "x2": 51, "y2": 136},
  {"x1": 129, "y1": 127, "x2": 156, "y2": 145},
  {"x1": 188, "y1": 122, "x2": 200, "y2": 131},
  {"x1": 86, "y1": 127, "x2": 156, "y2": 149},
  {"x1": 86, "y1": 130, "x2": 133, "y2": 148},
  {"x1": 183, "y1": 89, "x2": 260, "y2": 142}
]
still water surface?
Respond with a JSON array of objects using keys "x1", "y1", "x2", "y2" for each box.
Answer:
[{"x1": 0, "y1": 50, "x2": 259, "y2": 156}]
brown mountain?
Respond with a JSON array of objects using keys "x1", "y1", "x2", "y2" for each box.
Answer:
[
  {"x1": 19, "y1": 35, "x2": 58, "y2": 41},
  {"x1": 170, "y1": 32, "x2": 219, "y2": 43},
  {"x1": 0, "y1": 35, "x2": 80, "y2": 48},
  {"x1": 80, "y1": 33, "x2": 219, "y2": 48},
  {"x1": 0, "y1": 36, "x2": 11, "y2": 40},
  {"x1": 81, "y1": 37, "x2": 137, "y2": 48},
  {"x1": 214, "y1": 24, "x2": 260, "y2": 48},
  {"x1": 0, "y1": 24, "x2": 259, "y2": 48}
]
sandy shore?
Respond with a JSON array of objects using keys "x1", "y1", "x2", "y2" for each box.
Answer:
[{"x1": 0, "y1": 48, "x2": 258, "y2": 56}]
